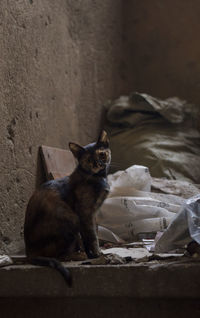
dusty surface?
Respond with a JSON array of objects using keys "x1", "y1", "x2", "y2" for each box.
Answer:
[
  {"x1": 1, "y1": 258, "x2": 200, "y2": 297},
  {"x1": 0, "y1": 0, "x2": 124, "y2": 254}
]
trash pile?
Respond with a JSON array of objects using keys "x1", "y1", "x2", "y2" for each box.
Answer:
[
  {"x1": 96, "y1": 165, "x2": 200, "y2": 263},
  {"x1": 96, "y1": 91, "x2": 200, "y2": 264}
]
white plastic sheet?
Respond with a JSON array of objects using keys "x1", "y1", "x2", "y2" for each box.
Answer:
[
  {"x1": 97, "y1": 165, "x2": 184, "y2": 242},
  {"x1": 0, "y1": 255, "x2": 13, "y2": 267},
  {"x1": 155, "y1": 195, "x2": 200, "y2": 252}
]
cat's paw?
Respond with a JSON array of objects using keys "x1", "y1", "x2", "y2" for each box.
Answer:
[{"x1": 87, "y1": 250, "x2": 102, "y2": 259}]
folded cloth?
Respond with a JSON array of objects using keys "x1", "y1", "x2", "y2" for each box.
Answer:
[{"x1": 104, "y1": 92, "x2": 200, "y2": 183}]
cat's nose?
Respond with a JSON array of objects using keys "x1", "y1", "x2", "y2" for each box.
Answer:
[{"x1": 99, "y1": 153, "x2": 106, "y2": 161}]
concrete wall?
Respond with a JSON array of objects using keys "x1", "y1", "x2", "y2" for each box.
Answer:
[
  {"x1": 124, "y1": 0, "x2": 200, "y2": 107},
  {"x1": 0, "y1": 0, "x2": 124, "y2": 253},
  {"x1": 1, "y1": 0, "x2": 200, "y2": 254}
]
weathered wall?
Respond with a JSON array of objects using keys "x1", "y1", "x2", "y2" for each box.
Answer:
[
  {"x1": 2, "y1": 0, "x2": 200, "y2": 254},
  {"x1": 123, "y1": 0, "x2": 200, "y2": 107},
  {"x1": 0, "y1": 0, "x2": 124, "y2": 253}
]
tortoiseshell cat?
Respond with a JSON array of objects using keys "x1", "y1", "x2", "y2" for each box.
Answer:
[{"x1": 24, "y1": 131, "x2": 111, "y2": 286}]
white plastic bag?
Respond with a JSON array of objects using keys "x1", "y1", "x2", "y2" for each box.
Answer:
[
  {"x1": 97, "y1": 165, "x2": 183, "y2": 242},
  {"x1": 108, "y1": 165, "x2": 151, "y2": 192},
  {"x1": 155, "y1": 195, "x2": 200, "y2": 253},
  {"x1": 187, "y1": 196, "x2": 200, "y2": 243},
  {"x1": 97, "y1": 196, "x2": 174, "y2": 241}
]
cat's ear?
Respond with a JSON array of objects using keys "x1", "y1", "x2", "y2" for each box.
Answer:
[
  {"x1": 97, "y1": 130, "x2": 109, "y2": 148},
  {"x1": 69, "y1": 142, "x2": 85, "y2": 159}
]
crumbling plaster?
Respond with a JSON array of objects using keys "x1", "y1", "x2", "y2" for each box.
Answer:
[{"x1": 0, "y1": 0, "x2": 124, "y2": 253}]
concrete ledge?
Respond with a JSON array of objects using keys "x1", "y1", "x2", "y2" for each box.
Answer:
[
  {"x1": 1, "y1": 260, "x2": 200, "y2": 299},
  {"x1": 2, "y1": 298, "x2": 200, "y2": 318}
]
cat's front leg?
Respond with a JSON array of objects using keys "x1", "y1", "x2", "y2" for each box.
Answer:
[{"x1": 80, "y1": 216, "x2": 101, "y2": 259}]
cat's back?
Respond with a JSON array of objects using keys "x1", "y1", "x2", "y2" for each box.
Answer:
[
  {"x1": 24, "y1": 176, "x2": 70, "y2": 226},
  {"x1": 41, "y1": 176, "x2": 70, "y2": 200}
]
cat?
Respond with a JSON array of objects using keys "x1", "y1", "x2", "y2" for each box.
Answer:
[{"x1": 24, "y1": 130, "x2": 111, "y2": 286}]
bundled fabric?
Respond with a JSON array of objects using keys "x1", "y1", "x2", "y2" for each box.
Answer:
[{"x1": 104, "y1": 92, "x2": 200, "y2": 183}]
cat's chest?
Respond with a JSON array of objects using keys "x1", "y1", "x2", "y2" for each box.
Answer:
[
  {"x1": 84, "y1": 177, "x2": 109, "y2": 194},
  {"x1": 74, "y1": 177, "x2": 109, "y2": 211}
]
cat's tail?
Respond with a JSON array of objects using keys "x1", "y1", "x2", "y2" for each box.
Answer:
[{"x1": 30, "y1": 257, "x2": 72, "y2": 287}]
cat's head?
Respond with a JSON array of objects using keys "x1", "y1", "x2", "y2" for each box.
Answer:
[{"x1": 69, "y1": 130, "x2": 111, "y2": 175}]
